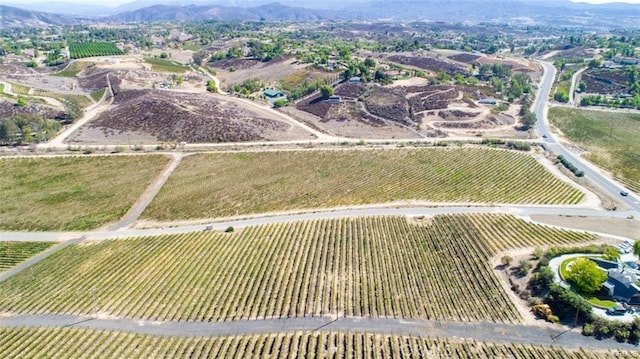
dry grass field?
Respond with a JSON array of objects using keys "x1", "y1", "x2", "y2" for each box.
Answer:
[
  {"x1": 143, "y1": 148, "x2": 584, "y2": 221},
  {"x1": 549, "y1": 107, "x2": 640, "y2": 193},
  {"x1": 0, "y1": 155, "x2": 169, "y2": 231}
]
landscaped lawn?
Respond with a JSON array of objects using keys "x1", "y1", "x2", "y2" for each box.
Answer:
[{"x1": 559, "y1": 256, "x2": 617, "y2": 309}]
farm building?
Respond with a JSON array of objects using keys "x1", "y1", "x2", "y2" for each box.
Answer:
[
  {"x1": 479, "y1": 98, "x2": 498, "y2": 105},
  {"x1": 263, "y1": 89, "x2": 284, "y2": 98},
  {"x1": 328, "y1": 95, "x2": 342, "y2": 103}
]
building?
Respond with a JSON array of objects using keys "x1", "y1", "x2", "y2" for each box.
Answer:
[
  {"x1": 603, "y1": 268, "x2": 640, "y2": 304},
  {"x1": 590, "y1": 257, "x2": 640, "y2": 305},
  {"x1": 328, "y1": 95, "x2": 341, "y2": 104},
  {"x1": 263, "y1": 89, "x2": 284, "y2": 98},
  {"x1": 479, "y1": 98, "x2": 498, "y2": 105}
]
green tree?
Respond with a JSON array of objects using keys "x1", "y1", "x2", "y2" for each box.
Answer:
[
  {"x1": 603, "y1": 247, "x2": 621, "y2": 262},
  {"x1": 364, "y1": 57, "x2": 376, "y2": 68},
  {"x1": 16, "y1": 98, "x2": 27, "y2": 107},
  {"x1": 272, "y1": 99, "x2": 287, "y2": 108},
  {"x1": 520, "y1": 111, "x2": 537, "y2": 129},
  {"x1": 633, "y1": 240, "x2": 640, "y2": 257},
  {"x1": 206, "y1": 80, "x2": 217, "y2": 93},
  {"x1": 578, "y1": 81, "x2": 587, "y2": 92},
  {"x1": 320, "y1": 84, "x2": 334, "y2": 99},
  {"x1": 567, "y1": 258, "x2": 608, "y2": 294}
]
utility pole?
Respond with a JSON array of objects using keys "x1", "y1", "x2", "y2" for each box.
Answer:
[{"x1": 90, "y1": 286, "x2": 98, "y2": 318}]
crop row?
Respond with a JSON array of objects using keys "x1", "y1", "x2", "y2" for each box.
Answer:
[
  {"x1": 0, "y1": 215, "x2": 595, "y2": 323},
  {"x1": 0, "y1": 327, "x2": 633, "y2": 359},
  {"x1": 143, "y1": 148, "x2": 586, "y2": 221},
  {"x1": 0, "y1": 242, "x2": 53, "y2": 272},
  {"x1": 69, "y1": 42, "x2": 123, "y2": 60}
]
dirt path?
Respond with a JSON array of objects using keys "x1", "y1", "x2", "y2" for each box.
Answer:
[
  {"x1": 107, "y1": 153, "x2": 186, "y2": 231},
  {"x1": 568, "y1": 66, "x2": 588, "y2": 106},
  {"x1": 43, "y1": 74, "x2": 114, "y2": 147}
]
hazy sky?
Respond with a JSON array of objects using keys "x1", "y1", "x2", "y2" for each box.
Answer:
[{"x1": 3, "y1": 0, "x2": 640, "y2": 5}]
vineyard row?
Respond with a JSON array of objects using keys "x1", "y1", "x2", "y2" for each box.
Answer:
[
  {"x1": 0, "y1": 327, "x2": 634, "y2": 359},
  {"x1": 0, "y1": 214, "x2": 596, "y2": 323}
]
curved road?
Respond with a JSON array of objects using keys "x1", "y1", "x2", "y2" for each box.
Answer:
[{"x1": 534, "y1": 60, "x2": 640, "y2": 211}]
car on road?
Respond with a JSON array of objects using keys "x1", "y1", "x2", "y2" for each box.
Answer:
[{"x1": 620, "y1": 191, "x2": 629, "y2": 197}]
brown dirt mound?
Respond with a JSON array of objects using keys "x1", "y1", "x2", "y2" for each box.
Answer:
[
  {"x1": 0, "y1": 101, "x2": 68, "y2": 122},
  {"x1": 388, "y1": 55, "x2": 468, "y2": 76},
  {"x1": 448, "y1": 53, "x2": 481, "y2": 63},
  {"x1": 90, "y1": 90, "x2": 288, "y2": 143}
]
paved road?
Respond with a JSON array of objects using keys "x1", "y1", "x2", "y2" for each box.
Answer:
[
  {"x1": 0, "y1": 314, "x2": 636, "y2": 351},
  {"x1": 1, "y1": 206, "x2": 636, "y2": 242},
  {"x1": 534, "y1": 60, "x2": 640, "y2": 212}
]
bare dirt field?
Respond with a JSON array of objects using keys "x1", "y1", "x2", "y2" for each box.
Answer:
[
  {"x1": 208, "y1": 56, "x2": 306, "y2": 88},
  {"x1": 387, "y1": 54, "x2": 469, "y2": 76},
  {"x1": 66, "y1": 89, "x2": 312, "y2": 144},
  {"x1": 0, "y1": 101, "x2": 67, "y2": 121},
  {"x1": 581, "y1": 68, "x2": 631, "y2": 95},
  {"x1": 530, "y1": 215, "x2": 639, "y2": 239}
]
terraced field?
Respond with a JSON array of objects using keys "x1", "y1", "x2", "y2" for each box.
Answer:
[
  {"x1": 0, "y1": 328, "x2": 632, "y2": 359},
  {"x1": 0, "y1": 155, "x2": 169, "y2": 231},
  {"x1": 143, "y1": 148, "x2": 585, "y2": 221},
  {"x1": 0, "y1": 242, "x2": 53, "y2": 272},
  {"x1": 0, "y1": 215, "x2": 595, "y2": 323}
]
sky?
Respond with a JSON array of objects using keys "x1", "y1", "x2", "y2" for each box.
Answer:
[{"x1": 3, "y1": 0, "x2": 640, "y2": 5}]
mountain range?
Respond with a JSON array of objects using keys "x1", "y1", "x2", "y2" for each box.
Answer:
[{"x1": 1, "y1": 0, "x2": 640, "y2": 28}]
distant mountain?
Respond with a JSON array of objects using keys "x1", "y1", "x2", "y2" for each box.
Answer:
[
  {"x1": 0, "y1": 2, "x2": 112, "y2": 17},
  {"x1": 109, "y1": 2, "x2": 346, "y2": 22},
  {"x1": 107, "y1": 0, "x2": 640, "y2": 27},
  {"x1": 0, "y1": 5, "x2": 80, "y2": 27},
  {"x1": 2, "y1": 0, "x2": 640, "y2": 28}
]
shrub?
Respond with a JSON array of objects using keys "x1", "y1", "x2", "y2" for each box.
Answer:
[
  {"x1": 501, "y1": 255, "x2": 513, "y2": 266},
  {"x1": 517, "y1": 259, "x2": 532, "y2": 276},
  {"x1": 273, "y1": 99, "x2": 287, "y2": 108},
  {"x1": 225, "y1": 226, "x2": 234, "y2": 233}
]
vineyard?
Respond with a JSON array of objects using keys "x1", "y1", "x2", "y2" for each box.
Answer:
[
  {"x1": 0, "y1": 215, "x2": 595, "y2": 322},
  {"x1": 69, "y1": 42, "x2": 123, "y2": 59},
  {"x1": 144, "y1": 57, "x2": 189, "y2": 73},
  {"x1": 0, "y1": 328, "x2": 633, "y2": 358},
  {"x1": 0, "y1": 155, "x2": 169, "y2": 231},
  {"x1": 0, "y1": 242, "x2": 53, "y2": 272},
  {"x1": 143, "y1": 148, "x2": 585, "y2": 221}
]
